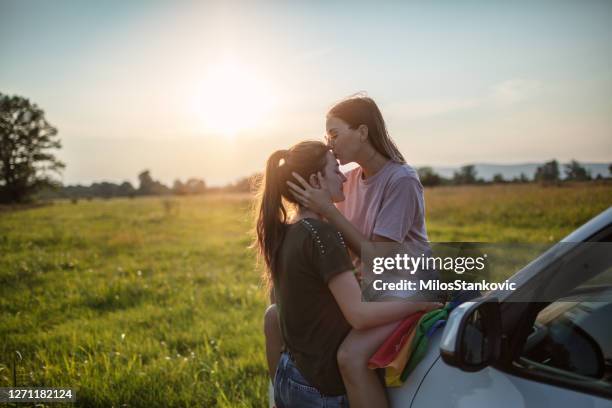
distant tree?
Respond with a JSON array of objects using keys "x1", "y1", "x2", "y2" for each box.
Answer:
[
  {"x1": 172, "y1": 178, "x2": 206, "y2": 195},
  {"x1": 417, "y1": 167, "x2": 441, "y2": 187},
  {"x1": 117, "y1": 181, "x2": 135, "y2": 197},
  {"x1": 137, "y1": 170, "x2": 170, "y2": 195},
  {"x1": 492, "y1": 173, "x2": 505, "y2": 184},
  {"x1": 453, "y1": 165, "x2": 477, "y2": 185},
  {"x1": 138, "y1": 170, "x2": 155, "y2": 194},
  {"x1": 185, "y1": 178, "x2": 206, "y2": 194},
  {"x1": 63, "y1": 184, "x2": 91, "y2": 199},
  {"x1": 48, "y1": 180, "x2": 135, "y2": 200},
  {"x1": 534, "y1": 160, "x2": 560, "y2": 184},
  {"x1": 512, "y1": 172, "x2": 530, "y2": 183},
  {"x1": 608, "y1": 163, "x2": 612, "y2": 177},
  {"x1": 91, "y1": 182, "x2": 107, "y2": 198},
  {"x1": 172, "y1": 179, "x2": 188, "y2": 195},
  {"x1": 564, "y1": 160, "x2": 591, "y2": 181},
  {"x1": 0, "y1": 93, "x2": 65, "y2": 203}
]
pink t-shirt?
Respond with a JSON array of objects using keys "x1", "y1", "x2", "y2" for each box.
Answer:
[{"x1": 336, "y1": 161, "x2": 428, "y2": 244}]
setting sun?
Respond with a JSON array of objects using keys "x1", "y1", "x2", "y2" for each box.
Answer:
[{"x1": 192, "y1": 59, "x2": 276, "y2": 137}]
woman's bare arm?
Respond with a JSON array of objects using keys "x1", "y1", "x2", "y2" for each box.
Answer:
[{"x1": 328, "y1": 270, "x2": 440, "y2": 330}]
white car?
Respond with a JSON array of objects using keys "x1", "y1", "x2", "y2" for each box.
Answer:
[
  {"x1": 270, "y1": 207, "x2": 612, "y2": 407},
  {"x1": 388, "y1": 207, "x2": 612, "y2": 407}
]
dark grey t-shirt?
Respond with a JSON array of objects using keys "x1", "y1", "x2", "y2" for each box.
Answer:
[{"x1": 274, "y1": 218, "x2": 354, "y2": 396}]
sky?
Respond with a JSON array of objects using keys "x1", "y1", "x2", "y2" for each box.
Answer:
[{"x1": 1, "y1": 0, "x2": 611, "y2": 186}]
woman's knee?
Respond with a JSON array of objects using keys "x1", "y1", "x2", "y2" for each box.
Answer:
[
  {"x1": 337, "y1": 336, "x2": 369, "y2": 374},
  {"x1": 337, "y1": 343, "x2": 353, "y2": 373}
]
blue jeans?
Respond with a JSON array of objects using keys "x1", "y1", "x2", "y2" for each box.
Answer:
[{"x1": 274, "y1": 352, "x2": 349, "y2": 408}]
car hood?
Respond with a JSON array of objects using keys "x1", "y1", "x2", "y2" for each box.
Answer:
[{"x1": 387, "y1": 325, "x2": 444, "y2": 407}]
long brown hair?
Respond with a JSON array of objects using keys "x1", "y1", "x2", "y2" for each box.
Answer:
[
  {"x1": 255, "y1": 141, "x2": 329, "y2": 286},
  {"x1": 328, "y1": 94, "x2": 406, "y2": 163}
]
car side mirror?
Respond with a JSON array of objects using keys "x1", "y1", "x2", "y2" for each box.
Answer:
[{"x1": 440, "y1": 298, "x2": 502, "y2": 371}]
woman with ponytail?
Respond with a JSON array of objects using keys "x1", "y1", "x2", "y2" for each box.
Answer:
[
  {"x1": 263, "y1": 95, "x2": 434, "y2": 408},
  {"x1": 256, "y1": 140, "x2": 438, "y2": 408}
]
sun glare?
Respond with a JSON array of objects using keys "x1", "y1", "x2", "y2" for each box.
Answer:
[{"x1": 193, "y1": 60, "x2": 276, "y2": 137}]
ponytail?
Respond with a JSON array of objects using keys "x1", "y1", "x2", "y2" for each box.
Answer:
[{"x1": 256, "y1": 149, "x2": 289, "y2": 284}]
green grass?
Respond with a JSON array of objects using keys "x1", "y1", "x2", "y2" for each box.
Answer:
[
  {"x1": 0, "y1": 184, "x2": 611, "y2": 407},
  {"x1": 425, "y1": 183, "x2": 612, "y2": 241},
  {"x1": 1, "y1": 195, "x2": 266, "y2": 407}
]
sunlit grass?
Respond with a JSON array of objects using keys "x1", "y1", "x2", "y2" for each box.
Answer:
[
  {"x1": 425, "y1": 183, "x2": 612, "y2": 242},
  {"x1": 1, "y1": 195, "x2": 265, "y2": 407},
  {"x1": 0, "y1": 184, "x2": 610, "y2": 406}
]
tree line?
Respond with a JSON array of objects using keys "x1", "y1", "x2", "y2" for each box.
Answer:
[
  {"x1": 417, "y1": 160, "x2": 608, "y2": 187},
  {"x1": 1, "y1": 93, "x2": 610, "y2": 203},
  {"x1": 40, "y1": 171, "x2": 208, "y2": 201}
]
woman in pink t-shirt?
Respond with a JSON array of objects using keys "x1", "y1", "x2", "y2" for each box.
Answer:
[{"x1": 265, "y1": 95, "x2": 432, "y2": 408}]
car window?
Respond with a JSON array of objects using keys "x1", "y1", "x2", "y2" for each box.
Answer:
[
  {"x1": 522, "y1": 300, "x2": 612, "y2": 384},
  {"x1": 517, "y1": 230, "x2": 612, "y2": 393}
]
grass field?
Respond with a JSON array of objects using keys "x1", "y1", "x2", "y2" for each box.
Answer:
[{"x1": 1, "y1": 183, "x2": 611, "y2": 407}]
